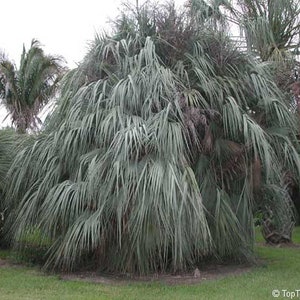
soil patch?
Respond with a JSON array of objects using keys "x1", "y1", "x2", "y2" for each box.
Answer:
[
  {"x1": 0, "y1": 258, "x2": 12, "y2": 267},
  {"x1": 0, "y1": 257, "x2": 254, "y2": 285},
  {"x1": 60, "y1": 263, "x2": 253, "y2": 285},
  {"x1": 257, "y1": 242, "x2": 300, "y2": 248}
]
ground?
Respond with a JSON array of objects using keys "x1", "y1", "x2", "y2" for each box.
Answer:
[
  {"x1": 60, "y1": 263, "x2": 253, "y2": 285},
  {"x1": 0, "y1": 242, "x2": 299, "y2": 286},
  {"x1": 0, "y1": 231, "x2": 300, "y2": 300}
]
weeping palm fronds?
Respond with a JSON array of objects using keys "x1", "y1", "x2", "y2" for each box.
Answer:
[
  {"x1": 233, "y1": 0, "x2": 300, "y2": 234},
  {"x1": 4, "y1": 2, "x2": 300, "y2": 273},
  {"x1": 237, "y1": 0, "x2": 300, "y2": 59}
]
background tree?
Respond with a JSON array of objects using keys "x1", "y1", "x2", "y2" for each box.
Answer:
[
  {"x1": 0, "y1": 40, "x2": 65, "y2": 133},
  {"x1": 233, "y1": 0, "x2": 300, "y2": 240},
  {"x1": 236, "y1": 0, "x2": 300, "y2": 62}
]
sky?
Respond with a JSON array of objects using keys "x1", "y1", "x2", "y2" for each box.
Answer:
[
  {"x1": 1, "y1": 0, "x2": 124, "y2": 68},
  {"x1": 1, "y1": 0, "x2": 186, "y2": 68}
]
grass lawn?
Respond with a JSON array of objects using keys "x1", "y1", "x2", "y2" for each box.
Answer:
[{"x1": 0, "y1": 227, "x2": 299, "y2": 300}]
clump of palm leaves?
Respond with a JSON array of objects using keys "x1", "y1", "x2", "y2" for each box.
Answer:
[
  {"x1": 234, "y1": 0, "x2": 300, "y2": 96},
  {"x1": 236, "y1": 0, "x2": 300, "y2": 61},
  {"x1": 4, "y1": 1, "x2": 300, "y2": 273}
]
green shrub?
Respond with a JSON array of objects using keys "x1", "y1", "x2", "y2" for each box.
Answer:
[{"x1": 15, "y1": 228, "x2": 52, "y2": 265}]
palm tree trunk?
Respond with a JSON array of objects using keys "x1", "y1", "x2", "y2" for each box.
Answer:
[
  {"x1": 261, "y1": 218, "x2": 294, "y2": 244},
  {"x1": 15, "y1": 120, "x2": 27, "y2": 134}
]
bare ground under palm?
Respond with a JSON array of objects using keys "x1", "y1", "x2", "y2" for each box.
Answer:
[
  {"x1": 0, "y1": 257, "x2": 252, "y2": 285},
  {"x1": 59, "y1": 263, "x2": 253, "y2": 285},
  {"x1": 1, "y1": 241, "x2": 300, "y2": 285}
]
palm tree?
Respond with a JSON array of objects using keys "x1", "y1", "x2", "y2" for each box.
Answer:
[
  {"x1": 0, "y1": 40, "x2": 64, "y2": 133},
  {"x1": 236, "y1": 0, "x2": 300, "y2": 61},
  {"x1": 235, "y1": 0, "x2": 300, "y2": 94},
  {"x1": 4, "y1": 2, "x2": 300, "y2": 273}
]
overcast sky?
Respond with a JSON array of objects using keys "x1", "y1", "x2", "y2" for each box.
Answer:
[
  {"x1": 1, "y1": 0, "x2": 186, "y2": 68},
  {"x1": 0, "y1": 0, "x2": 186, "y2": 127}
]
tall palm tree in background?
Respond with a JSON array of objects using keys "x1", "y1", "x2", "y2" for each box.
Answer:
[
  {"x1": 0, "y1": 40, "x2": 64, "y2": 133},
  {"x1": 4, "y1": 1, "x2": 300, "y2": 273},
  {"x1": 237, "y1": 0, "x2": 300, "y2": 61},
  {"x1": 235, "y1": 0, "x2": 300, "y2": 95}
]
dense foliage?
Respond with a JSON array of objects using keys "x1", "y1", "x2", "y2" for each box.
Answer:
[
  {"x1": 235, "y1": 0, "x2": 300, "y2": 230},
  {"x1": 4, "y1": 1, "x2": 300, "y2": 273},
  {"x1": 0, "y1": 128, "x2": 26, "y2": 246}
]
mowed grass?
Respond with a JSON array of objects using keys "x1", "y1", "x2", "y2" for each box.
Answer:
[{"x1": 0, "y1": 227, "x2": 299, "y2": 300}]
